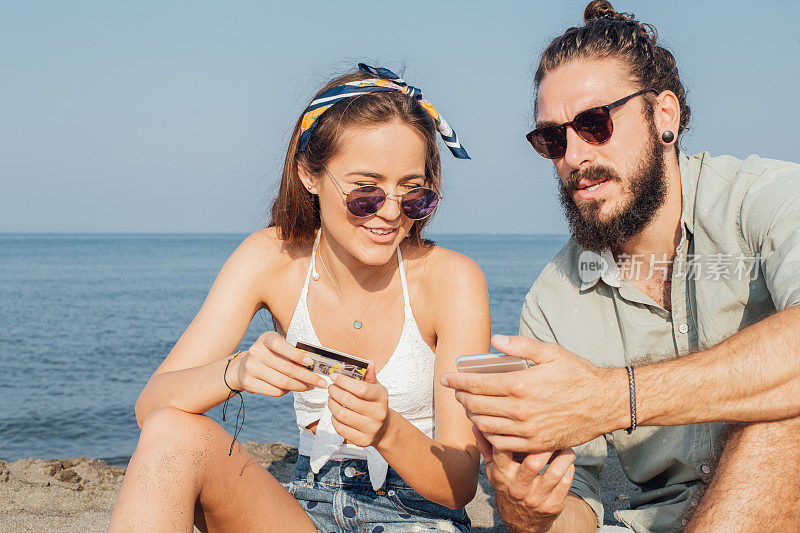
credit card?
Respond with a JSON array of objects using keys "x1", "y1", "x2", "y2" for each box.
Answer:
[{"x1": 295, "y1": 341, "x2": 369, "y2": 380}]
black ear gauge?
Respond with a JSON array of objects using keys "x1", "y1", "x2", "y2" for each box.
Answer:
[{"x1": 662, "y1": 130, "x2": 675, "y2": 143}]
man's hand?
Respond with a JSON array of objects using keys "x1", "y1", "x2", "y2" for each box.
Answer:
[
  {"x1": 442, "y1": 334, "x2": 627, "y2": 452},
  {"x1": 475, "y1": 427, "x2": 576, "y2": 532}
]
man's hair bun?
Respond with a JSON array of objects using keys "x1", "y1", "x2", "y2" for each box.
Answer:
[
  {"x1": 584, "y1": 0, "x2": 634, "y2": 23},
  {"x1": 583, "y1": 0, "x2": 657, "y2": 41}
]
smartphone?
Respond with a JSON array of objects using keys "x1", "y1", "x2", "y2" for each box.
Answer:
[
  {"x1": 295, "y1": 341, "x2": 370, "y2": 380},
  {"x1": 455, "y1": 353, "x2": 532, "y2": 374}
]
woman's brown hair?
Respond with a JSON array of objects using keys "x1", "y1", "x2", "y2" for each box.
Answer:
[
  {"x1": 269, "y1": 68, "x2": 442, "y2": 247},
  {"x1": 535, "y1": 0, "x2": 691, "y2": 156}
]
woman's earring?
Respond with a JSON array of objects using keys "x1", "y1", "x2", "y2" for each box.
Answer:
[
  {"x1": 661, "y1": 130, "x2": 675, "y2": 144},
  {"x1": 312, "y1": 258, "x2": 320, "y2": 281}
]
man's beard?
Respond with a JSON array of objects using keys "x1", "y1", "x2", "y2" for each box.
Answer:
[{"x1": 558, "y1": 131, "x2": 667, "y2": 252}]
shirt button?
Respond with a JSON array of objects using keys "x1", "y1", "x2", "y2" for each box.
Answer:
[
  {"x1": 344, "y1": 466, "x2": 356, "y2": 477},
  {"x1": 678, "y1": 323, "x2": 689, "y2": 334},
  {"x1": 691, "y1": 498, "x2": 698, "y2": 507},
  {"x1": 701, "y1": 464, "x2": 711, "y2": 474},
  {"x1": 682, "y1": 519, "x2": 688, "y2": 526}
]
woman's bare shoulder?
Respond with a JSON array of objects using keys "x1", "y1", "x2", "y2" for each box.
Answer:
[
  {"x1": 403, "y1": 243, "x2": 488, "y2": 330},
  {"x1": 404, "y1": 242, "x2": 490, "y2": 348},
  {"x1": 406, "y1": 243, "x2": 486, "y2": 290},
  {"x1": 234, "y1": 228, "x2": 311, "y2": 274},
  {"x1": 223, "y1": 228, "x2": 313, "y2": 320}
]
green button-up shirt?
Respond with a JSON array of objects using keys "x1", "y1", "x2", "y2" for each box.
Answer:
[{"x1": 520, "y1": 152, "x2": 800, "y2": 532}]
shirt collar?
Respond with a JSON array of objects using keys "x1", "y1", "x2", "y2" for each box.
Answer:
[
  {"x1": 678, "y1": 151, "x2": 701, "y2": 237},
  {"x1": 579, "y1": 248, "x2": 622, "y2": 290},
  {"x1": 578, "y1": 152, "x2": 701, "y2": 291}
]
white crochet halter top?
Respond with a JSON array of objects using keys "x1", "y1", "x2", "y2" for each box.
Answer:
[{"x1": 285, "y1": 232, "x2": 436, "y2": 489}]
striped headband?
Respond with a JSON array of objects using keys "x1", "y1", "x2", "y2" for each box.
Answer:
[{"x1": 298, "y1": 63, "x2": 470, "y2": 159}]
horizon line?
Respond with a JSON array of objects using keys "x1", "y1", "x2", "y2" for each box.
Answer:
[{"x1": 0, "y1": 231, "x2": 570, "y2": 237}]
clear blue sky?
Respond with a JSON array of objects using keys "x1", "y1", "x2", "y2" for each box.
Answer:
[{"x1": 2, "y1": 1, "x2": 798, "y2": 234}]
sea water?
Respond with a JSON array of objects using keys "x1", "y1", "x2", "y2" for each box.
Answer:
[{"x1": 0, "y1": 233, "x2": 567, "y2": 465}]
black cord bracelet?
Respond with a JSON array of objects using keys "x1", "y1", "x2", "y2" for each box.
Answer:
[
  {"x1": 223, "y1": 353, "x2": 243, "y2": 394},
  {"x1": 222, "y1": 351, "x2": 245, "y2": 456},
  {"x1": 625, "y1": 365, "x2": 637, "y2": 434}
]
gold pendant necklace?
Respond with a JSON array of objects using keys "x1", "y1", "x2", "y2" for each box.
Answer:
[{"x1": 317, "y1": 248, "x2": 394, "y2": 329}]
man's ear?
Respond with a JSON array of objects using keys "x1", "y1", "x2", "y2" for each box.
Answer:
[
  {"x1": 297, "y1": 163, "x2": 318, "y2": 194},
  {"x1": 653, "y1": 90, "x2": 680, "y2": 140}
]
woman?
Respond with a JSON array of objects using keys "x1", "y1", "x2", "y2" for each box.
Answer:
[{"x1": 109, "y1": 63, "x2": 490, "y2": 532}]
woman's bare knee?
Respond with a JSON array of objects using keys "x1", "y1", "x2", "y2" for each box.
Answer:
[
  {"x1": 110, "y1": 408, "x2": 222, "y2": 531},
  {"x1": 117, "y1": 408, "x2": 315, "y2": 532},
  {"x1": 141, "y1": 407, "x2": 212, "y2": 439},
  {"x1": 131, "y1": 408, "x2": 224, "y2": 490},
  {"x1": 137, "y1": 409, "x2": 256, "y2": 497},
  {"x1": 138, "y1": 408, "x2": 218, "y2": 455}
]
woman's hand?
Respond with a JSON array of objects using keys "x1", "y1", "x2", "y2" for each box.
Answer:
[
  {"x1": 327, "y1": 364, "x2": 392, "y2": 447},
  {"x1": 229, "y1": 332, "x2": 327, "y2": 397}
]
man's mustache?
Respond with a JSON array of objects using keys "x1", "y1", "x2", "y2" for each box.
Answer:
[{"x1": 563, "y1": 165, "x2": 621, "y2": 194}]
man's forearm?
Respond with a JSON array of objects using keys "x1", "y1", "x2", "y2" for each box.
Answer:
[
  {"x1": 496, "y1": 492, "x2": 597, "y2": 533},
  {"x1": 635, "y1": 305, "x2": 800, "y2": 426}
]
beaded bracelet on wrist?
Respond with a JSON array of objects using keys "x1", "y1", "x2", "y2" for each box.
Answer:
[{"x1": 624, "y1": 365, "x2": 637, "y2": 434}]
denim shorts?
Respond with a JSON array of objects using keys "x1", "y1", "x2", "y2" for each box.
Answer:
[{"x1": 283, "y1": 454, "x2": 471, "y2": 533}]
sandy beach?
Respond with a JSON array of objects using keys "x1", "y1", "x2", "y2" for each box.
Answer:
[{"x1": 0, "y1": 440, "x2": 635, "y2": 532}]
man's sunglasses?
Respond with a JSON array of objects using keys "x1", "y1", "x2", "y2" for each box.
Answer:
[
  {"x1": 322, "y1": 167, "x2": 441, "y2": 220},
  {"x1": 526, "y1": 88, "x2": 657, "y2": 160}
]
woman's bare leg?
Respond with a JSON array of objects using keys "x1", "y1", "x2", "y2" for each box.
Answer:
[{"x1": 108, "y1": 407, "x2": 317, "y2": 532}]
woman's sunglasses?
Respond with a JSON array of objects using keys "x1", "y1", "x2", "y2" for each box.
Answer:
[
  {"x1": 322, "y1": 167, "x2": 441, "y2": 220},
  {"x1": 526, "y1": 88, "x2": 657, "y2": 160}
]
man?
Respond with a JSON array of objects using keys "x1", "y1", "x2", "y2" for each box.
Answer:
[{"x1": 442, "y1": 2, "x2": 800, "y2": 532}]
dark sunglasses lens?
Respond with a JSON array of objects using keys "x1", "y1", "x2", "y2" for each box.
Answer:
[
  {"x1": 573, "y1": 107, "x2": 613, "y2": 144},
  {"x1": 401, "y1": 188, "x2": 439, "y2": 219},
  {"x1": 346, "y1": 186, "x2": 385, "y2": 217},
  {"x1": 527, "y1": 126, "x2": 566, "y2": 159}
]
